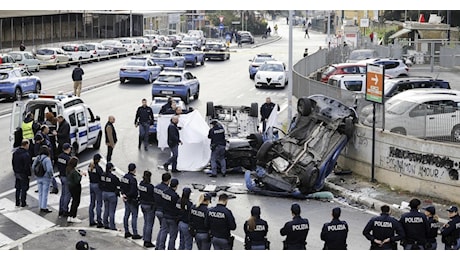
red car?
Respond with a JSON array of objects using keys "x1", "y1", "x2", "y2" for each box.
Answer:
[{"x1": 320, "y1": 63, "x2": 367, "y2": 83}]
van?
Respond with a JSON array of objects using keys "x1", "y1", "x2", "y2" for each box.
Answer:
[
  {"x1": 327, "y1": 74, "x2": 366, "y2": 93},
  {"x1": 10, "y1": 94, "x2": 103, "y2": 154}
]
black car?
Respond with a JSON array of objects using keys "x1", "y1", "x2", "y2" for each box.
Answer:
[
  {"x1": 203, "y1": 41, "x2": 230, "y2": 61},
  {"x1": 245, "y1": 95, "x2": 358, "y2": 198},
  {"x1": 238, "y1": 31, "x2": 255, "y2": 44}
]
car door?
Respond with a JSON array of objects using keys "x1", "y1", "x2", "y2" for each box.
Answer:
[
  {"x1": 24, "y1": 52, "x2": 39, "y2": 69},
  {"x1": 184, "y1": 72, "x2": 198, "y2": 94},
  {"x1": 173, "y1": 51, "x2": 185, "y2": 67},
  {"x1": 10, "y1": 100, "x2": 25, "y2": 148},
  {"x1": 84, "y1": 105, "x2": 101, "y2": 146},
  {"x1": 425, "y1": 100, "x2": 459, "y2": 138},
  {"x1": 18, "y1": 69, "x2": 36, "y2": 93},
  {"x1": 74, "y1": 107, "x2": 89, "y2": 153}
]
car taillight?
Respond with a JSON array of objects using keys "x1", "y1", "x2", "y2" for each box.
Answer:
[
  {"x1": 405, "y1": 67, "x2": 409, "y2": 72},
  {"x1": 93, "y1": 50, "x2": 97, "y2": 54},
  {"x1": 51, "y1": 55, "x2": 56, "y2": 60}
]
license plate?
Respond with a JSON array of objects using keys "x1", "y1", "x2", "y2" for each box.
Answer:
[{"x1": 161, "y1": 91, "x2": 173, "y2": 94}]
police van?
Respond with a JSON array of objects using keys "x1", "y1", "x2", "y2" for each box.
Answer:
[{"x1": 10, "y1": 93, "x2": 103, "y2": 154}]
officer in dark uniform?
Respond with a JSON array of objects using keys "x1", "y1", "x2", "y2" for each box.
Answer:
[
  {"x1": 138, "y1": 170, "x2": 156, "y2": 248},
  {"x1": 88, "y1": 153, "x2": 104, "y2": 228},
  {"x1": 320, "y1": 207, "x2": 348, "y2": 250},
  {"x1": 120, "y1": 163, "x2": 142, "y2": 240},
  {"x1": 243, "y1": 206, "x2": 269, "y2": 250},
  {"x1": 362, "y1": 204, "x2": 405, "y2": 250},
  {"x1": 208, "y1": 119, "x2": 226, "y2": 177},
  {"x1": 280, "y1": 203, "x2": 309, "y2": 250},
  {"x1": 423, "y1": 205, "x2": 439, "y2": 250},
  {"x1": 157, "y1": 178, "x2": 180, "y2": 250},
  {"x1": 99, "y1": 162, "x2": 121, "y2": 230},
  {"x1": 153, "y1": 172, "x2": 171, "y2": 250},
  {"x1": 207, "y1": 193, "x2": 237, "y2": 250},
  {"x1": 57, "y1": 143, "x2": 72, "y2": 217},
  {"x1": 440, "y1": 205, "x2": 460, "y2": 250},
  {"x1": 399, "y1": 198, "x2": 429, "y2": 250},
  {"x1": 260, "y1": 97, "x2": 279, "y2": 132},
  {"x1": 189, "y1": 193, "x2": 212, "y2": 250},
  {"x1": 134, "y1": 98, "x2": 154, "y2": 151}
]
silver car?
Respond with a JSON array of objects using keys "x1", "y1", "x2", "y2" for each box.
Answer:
[{"x1": 9, "y1": 51, "x2": 41, "y2": 72}]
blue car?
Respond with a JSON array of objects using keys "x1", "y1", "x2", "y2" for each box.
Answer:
[
  {"x1": 245, "y1": 95, "x2": 358, "y2": 198},
  {"x1": 175, "y1": 44, "x2": 205, "y2": 67},
  {"x1": 150, "y1": 48, "x2": 185, "y2": 68},
  {"x1": 0, "y1": 66, "x2": 41, "y2": 101},
  {"x1": 119, "y1": 56, "x2": 163, "y2": 84},
  {"x1": 151, "y1": 68, "x2": 200, "y2": 104},
  {"x1": 248, "y1": 53, "x2": 275, "y2": 79}
]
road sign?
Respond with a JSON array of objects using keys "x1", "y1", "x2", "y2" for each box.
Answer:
[
  {"x1": 365, "y1": 64, "x2": 384, "y2": 103},
  {"x1": 219, "y1": 16, "x2": 224, "y2": 23}
]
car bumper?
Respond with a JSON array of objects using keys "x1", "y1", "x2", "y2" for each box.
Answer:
[
  {"x1": 255, "y1": 80, "x2": 285, "y2": 88},
  {"x1": 205, "y1": 53, "x2": 226, "y2": 59},
  {"x1": 0, "y1": 87, "x2": 15, "y2": 98},
  {"x1": 152, "y1": 86, "x2": 187, "y2": 98},
  {"x1": 119, "y1": 71, "x2": 151, "y2": 81}
]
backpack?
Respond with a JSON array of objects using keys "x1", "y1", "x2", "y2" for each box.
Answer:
[{"x1": 33, "y1": 156, "x2": 46, "y2": 177}]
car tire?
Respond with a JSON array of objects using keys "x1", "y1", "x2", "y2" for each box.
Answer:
[
  {"x1": 192, "y1": 59, "x2": 197, "y2": 67},
  {"x1": 193, "y1": 86, "x2": 200, "y2": 100},
  {"x1": 297, "y1": 97, "x2": 312, "y2": 116},
  {"x1": 250, "y1": 103, "x2": 258, "y2": 117},
  {"x1": 184, "y1": 92, "x2": 191, "y2": 104},
  {"x1": 36, "y1": 65, "x2": 40, "y2": 72},
  {"x1": 148, "y1": 73, "x2": 154, "y2": 84},
  {"x1": 201, "y1": 58, "x2": 205, "y2": 66},
  {"x1": 206, "y1": 101, "x2": 215, "y2": 117},
  {"x1": 35, "y1": 82, "x2": 41, "y2": 94},
  {"x1": 451, "y1": 125, "x2": 460, "y2": 142},
  {"x1": 93, "y1": 132, "x2": 102, "y2": 149},
  {"x1": 256, "y1": 141, "x2": 273, "y2": 163},
  {"x1": 248, "y1": 133, "x2": 264, "y2": 150},
  {"x1": 120, "y1": 78, "x2": 126, "y2": 84}
]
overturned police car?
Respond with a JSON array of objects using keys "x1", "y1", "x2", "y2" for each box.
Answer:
[{"x1": 245, "y1": 94, "x2": 358, "y2": 198}]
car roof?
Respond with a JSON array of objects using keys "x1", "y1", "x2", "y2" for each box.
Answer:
[
  {"x1": 358, "y1": 58, "x2": 403, "y2": 64},
  {"x1": 389, "y1": 88, "x2": 460, "y2": 100},
  {"x1": 159, "y1": 68, "x2": 188, "y2": 75},
  {"x1": 385, "y1": 77, "x2": 446, "y2": 83},
  {"x1": 395, "y1": 92, "x2": 460, "y2": 103},
  {"x1": 330, "y1": 62, "x2": 367, "y2": 67}
]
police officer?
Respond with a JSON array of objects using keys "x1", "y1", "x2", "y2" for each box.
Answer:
[
  {"x1": 134, "y1": 98, "x2": 154, "y2": 151},
  {"x1": 399, "y1": 198, "x2": 429, "y2": 250},
  {"x1": 153, "y1": 172, "x2": 171, "y2": 250},
  {"x1": 138, "y1": 170, "x2": 156, "y2": 248},
  {"x1": 208, "y1": 119, "x2": 226, "y2": 177},
  {"x1": 280, "y1": 203, "x2": 309, "y2": 250},
  {"x1": 157, "y1": 178, "x2": 180, "y2": 250},
  {"x1": 88, "y1": 153, "x2": 104, "y2": 228},
  {"x1": 207, "y1": 193, "x2": 237, "y2": 250},
  {"x1": 178, "y1": 187, "x2": 193, "y2": 250},
  {"x1": 440, "y1": 205, "x2": 460, "y2": 250},
  {"x1": 57, "y1": 143, "x2": 72, "y2": 217},
  {"x1": 423, "y1": 205, "x2": 439, "y2": 250},
  {"x1": 243, "y1": 206, "x2": 269, "y2": 250},
  {"x1": 99, "y1": 162, "x2": 121, "y2": 230},
  {"x1": 189, "y1": 193, "x2": 212, "y2": 250},
  {"x1": 320, "y1": 207, "x2": 348, "y2": 250},
  {"x1": 163, "y1": 115, "x2": 182, "y2": 173},
  {"x1": 362, "y1": 204, "x2": 405, "y2": 250},
  {"x1": 120, "y1": 163, "x2": 142, "y2": 240}
]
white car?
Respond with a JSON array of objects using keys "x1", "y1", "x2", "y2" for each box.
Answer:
[
  {"x1": 8, "y1": 51, "x2": 41, "y2": 72},
  {"x1": 358, "y1": 58, "x2": 409, "y2": 78},
  {"x1": 35, "y1": 47, "x2": 71, "y2": 69},
  {"x1": 134, "y1": 37, "x2": 153, "y2": 53},
  {"x1": 254, "y1": 61, "x2": 288, "y2": 89},
  {"x1": 84, "y1": 42, "x2": 111, "y2": 61},
  {"x1": 362, "y1": 89, "x2": 460, "y2": 141},
  {"x1": 61, "y1": 44, "x2": 92, "y2": 63},
  {"x1": 119, "y1": 38, "x2": 142, "y2": 55}
]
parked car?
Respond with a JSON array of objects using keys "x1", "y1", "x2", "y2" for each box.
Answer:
[
  {"x1": 8, "y1": 51, "x2": 41, "y2": 72},
  {"x1": 0, "y1": 54, "x2": 17, "y2": 67},
  {"x1": 255, "y1": 60, "x2": 288, "y2": 89},
  {"x1": 100, "y1": 40, "x2": 129, "y2": 58},
  {"x1": 0, "y1": 67, "x2": 41, "y2": 101},
  {"x1": 35, "y1": 47, "x2": 71, "y2": 69},
  {"x1": 150, "y1": 48, "x2": 185, "y2": 68},
  {"x1": 362, "y1": 89, "x2": 460, "y2": 142},
  {"x1": 346, "y1": 49, "x2": 379, "y2": 63},
  {"x1": 144, "y1": 34, "x2": 165, "y2": 50},
  {"x1": 188, "y1": 29, "x2": 206, "y2": 45},
  {"x1": 149, "y1": 97, "x2": 187, "y2": 142},
  {"x1": 119, "y1": 56, "x2": 163, "y2": 84},
  {"x1": 320, "y1": 62, "x2": 367, "y2": 83},
  {"x1": 327, "y1": 74, "x2": 367, "y2": 93},
  {"x1": 151, "y1": 68, "x2": 200, "y2": 104},
  {"x1": 134, "y1": 37, "x2": 153, "y2": 53},
  {"x1": 84, "y1": 42, "x2": 111, "y2": 61},
  {"x1": 119, "y1": 38, "x2": 142, "y2": 55},
  {"x1": 245, "y1": 94, "x2": 358, "y2": 198},
  {"x1": 238, "y1": 31, "x2": 255, "y2": 44},
  {"x1": 203, "y1": 41, "x2": 230, "y2": 61},
  {"x1": 175, "y1": 44, "x2": 205, "y2": 67},
  {"x1": 382, "y1": 77, "x2": 451, "y2": 100},
  {"x1": 248, "y1": 53, "x2": 275, "y2": 79},
  {"x1": 358, "y1": 58, "x2": 409, "y2": 78},
  {"x1": 61, "y1": 44, "x2": 92, "y2": 63}
]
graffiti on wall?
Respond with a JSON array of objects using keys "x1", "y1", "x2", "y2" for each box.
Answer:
[{"x1": 379, "y1": 146, "x2": 459, "y2": 181}]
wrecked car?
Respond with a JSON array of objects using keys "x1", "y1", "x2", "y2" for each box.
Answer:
[{"x1": 245, "y1": 94, "x2": 358, "y2": 198}]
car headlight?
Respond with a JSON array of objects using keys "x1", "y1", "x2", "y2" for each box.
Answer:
[
  {"x1": 277, "y1": 75, "x2": 283, "y2": 80},
  {"x1": 256, "y1": 74, "x2": 260, "y2": 79}
]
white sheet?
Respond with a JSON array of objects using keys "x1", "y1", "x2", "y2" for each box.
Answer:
[{"x1": 157, "y1": 110, "x2": 211, "y2": 171}]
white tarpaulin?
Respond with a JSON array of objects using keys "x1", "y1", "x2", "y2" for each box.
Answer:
[{"x1": 157, "y1": 110, "x2": 211, "y2": 171}]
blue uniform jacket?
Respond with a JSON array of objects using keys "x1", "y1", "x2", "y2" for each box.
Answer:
[
  {"x1": 207, "y1": 204, "x2": 237, "y2": 239},
  {"x1": 280, "y1": 215, "x2": 310, "y2": 246},
  {"x1": 320, "y1": 218, "x2": 349, "y2": 250},
  {"x1": 120, "y1": 173, "x2": 139, "y2": 201}
]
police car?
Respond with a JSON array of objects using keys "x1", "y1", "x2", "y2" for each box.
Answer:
[
  {"x1": 0, "y1": 66, "x2": 42, "y2": 101},
  {"x1": 119, "y1": 56, "x2": 163, "y2": 84},
  {"x1": 175, "y1": 44, "x2": 205, "y2": 67},
  {"x1": 150, "y1": 47, "x2": 186, "y2": 68},
  {"x1": 10, "y1": 94, "x2": 103, "y2": 155},
  {"x1": 151, "y1": 68, "x2": 200, "y2": 104},
  {"x1": 248, "y1": 53, "x2": 275, "y2": 79}
]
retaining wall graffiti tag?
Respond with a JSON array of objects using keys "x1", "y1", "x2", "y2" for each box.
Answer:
[{"x1": 379, "y1": 146, "x2": 459, "y2": 181}]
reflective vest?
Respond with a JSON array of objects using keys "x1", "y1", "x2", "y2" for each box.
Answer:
[{"x1": 22, "y1": 121, "x2": 34, "y2": 139}]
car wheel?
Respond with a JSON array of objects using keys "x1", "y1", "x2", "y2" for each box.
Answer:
[
  {"x1": 184, "y1": 92, "x2": 191, "y2": 104},
  {"x1": 192, "y1": 59, "x2": 197, "y2": 67},
  {"x1": 148, "y1": 73, "x2": 154, "y2": 84},
  {"x1": 297, "y1": 97, "x2": 312, "y2": 116},
  {"x1": 35, "y1": 82, "x2": 42, "y2": 94},
  {"x1": 14, "y1": 87, "x2": 22, "y2": 101},
  {"x1": 390, "y1": 127, "x2": 407, "y2": 135},
  {"x1": 248, "y1": 133, "x2": 264, "y2": 150},
  {"x1": 250, "y1": 103, "x2": 258, "y2": 117},
  {"x1": 206, "y1": 101, "x2": 215, "y2": 117},
  {"x1": 36, "y1": 64, "x2": 40, "y2": 72},
  {"x1": 201, "y1": 58, "x2": 205, "y2": 66},
  {"x1": 451, "y1": 125, "x2": 460, "y2": 142},
  {"x1": 193, "y1": 86, "x2": 200, "y2": 100},
  {"x1": 120, "y1": 78, "x2": 126, "y2": 84},
  {"x1": 93, "y1": 132, "x2": 102, "y2": 149},
  {"x1": 256, "y1": 141, "x2": 273, "y2": 164}
]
